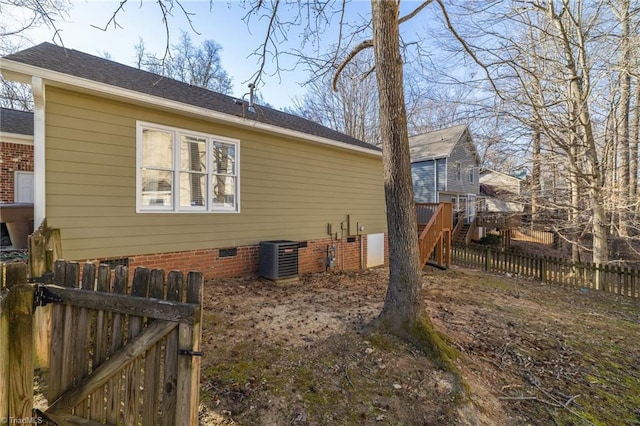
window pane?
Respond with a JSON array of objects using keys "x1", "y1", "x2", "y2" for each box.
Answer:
[
  {"x1": 141, "y1": 169, "x2": 173, "y2": 207},
  {"x1": 142, "y1": 129, "x2": 173, "y2": 168},
  {"x1": 211, "y1": 175, "x2": 236, "y2": 208},
  {"x1": 213, "y1": 142, "x2": 236, "y2": 175},
  {"x1": 180, "y1": 172, "x2": 206, "y2": 207},
  {"x1": 180, "y1": 136, "x2": 207, "y2": 172}
]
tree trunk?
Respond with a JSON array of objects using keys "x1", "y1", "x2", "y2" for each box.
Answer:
[
  {"x1": 569, "y1": 141, "x2": 580, "y2": 263},
  {"x1": 618, "y1": 0, "x2": 632, "y2": 234},
  {"x1": 631, "y1": 78, "x2": 639, "y2": 202},
  {"x1": 370, "y1": 0, "x2": 424, "y2": 328},
  {"x1": 369, "y1": 0, "x2": 460, "y2": 380},
  {"x1": 531, "y1": 127, "x2": 541, "y2": 225},
  {"x1": 548, "y1": 0, "x2": 609, "y2": 265}
]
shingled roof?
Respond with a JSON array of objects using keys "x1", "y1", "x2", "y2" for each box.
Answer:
[
  {"x1": 409, "y1": 124, "x2": 469, "y2": 163},
  {"x1": 1, "y1": 43, "x2": 377, "y2": 152},
  {"x1": 0, "y1": 107, "x2": 34, "y2": 136}
]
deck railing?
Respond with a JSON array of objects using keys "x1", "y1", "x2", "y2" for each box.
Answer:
[{"x1": 416, "y1": 203, "x2": 453, "y2": 268}]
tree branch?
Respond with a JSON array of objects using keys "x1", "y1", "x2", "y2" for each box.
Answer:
[
  {"x1": 435, "y1": 0, "x2": 503, "y2": 99},
  {"x1": 399, "y1": 0, "x2": 435, "y2": 25},
  {"x1": 332, "y1": 39, "x2": 373, "y2": 91}
]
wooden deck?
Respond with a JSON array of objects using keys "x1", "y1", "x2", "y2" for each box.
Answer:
[{"x1": 416, "y1": 203, "x2": 453, "y2": 269}]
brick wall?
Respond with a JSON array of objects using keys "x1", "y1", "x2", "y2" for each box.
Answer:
[
  {"x1": 0, "y1": 142, "x2": 34, "y2": 203},
  {"x1": 87, "y1": 234, "x2": 389, "y2": 281}
]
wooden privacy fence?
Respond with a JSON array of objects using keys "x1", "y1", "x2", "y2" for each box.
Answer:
[
  {"x1": 452, "y1": 245, "x2": 639, "y2": 298},
  {"x1": 512, "y1": 228, "x2": 556, "y2": 246},
  {"x1": 0, "y1": 260, "x2": 203, "y2": 426}
]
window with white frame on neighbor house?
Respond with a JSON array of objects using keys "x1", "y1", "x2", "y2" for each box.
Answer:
[{"x1": 136, "y1": 122, "x2": 239, "y2": 213}]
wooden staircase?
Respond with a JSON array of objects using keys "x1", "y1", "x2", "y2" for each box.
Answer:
[
  {"x1": 416, "y1": 203, "x2": 453, "y2": 269},
  {"x1": 455, "y1": 222, "x2": 472, "y2": 244}
]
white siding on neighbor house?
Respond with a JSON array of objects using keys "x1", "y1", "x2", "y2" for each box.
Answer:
[{"x1": 44, "y1": 87, "x2": 387, "y2": 260}]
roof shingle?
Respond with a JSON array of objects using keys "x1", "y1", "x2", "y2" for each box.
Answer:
[
  {"x1": 0, "y1": 107, "x2": 34, "y2": 136},
  {"x1": 409, "y1": 124, "x2": 468, "y2": 162},
  {"x1": 2, "y1": 43, "x2": 377, "y2": 151}
]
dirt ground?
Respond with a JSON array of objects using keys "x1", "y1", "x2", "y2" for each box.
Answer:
[{"x1": 198, "y1": 266, "x2": 640, "y2": 425}]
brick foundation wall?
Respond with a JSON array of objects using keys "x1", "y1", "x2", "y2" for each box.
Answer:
[
  {"x1": 0, "y1": 142, "x2": 34, "y2": 203},
  {"x1": 86, "y1": 234, "x2": 389, "y2": 281}
]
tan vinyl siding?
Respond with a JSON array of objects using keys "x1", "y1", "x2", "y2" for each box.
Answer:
[{"x1": 44, "y1": 87, "x2": 386, "y2": 259}]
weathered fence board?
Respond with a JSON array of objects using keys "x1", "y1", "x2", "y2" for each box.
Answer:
[
  {"x1": 106, "y1": 265, "x2": 127, "y2": 425},
  {"x1": 143, "y1": 269, "x2": 164, "y2": 425},
  {"x1": 0, "y1": 263, "x2": 33, "y2": 424},
  {"x1": 0, "y1": 259, "x2": 204, "y2": 425},
  {"x1": 161, "y1": 271, "x2": 183, "y2": 426},
  {"x1": 124, "y1": 267, "x2": 149, "y2": 425},
  {"x1": 89, "y1": 264, "x2": 110, "y2": 423},
  {"x1": 177, "y1": 271, "x2": 204, "y2": 426},
  {"x1": 452, "y1": 245, "x2": 639, "y2": 299},
  {"x1": 0, "y1": 289, "x2": 9, "y2": 425},
  {"x1": 47, "y1": 320, "x2": 178, "y2": 415},
  {"x1": 8, "y1": 285, "x2": 34, "y2": 422}
]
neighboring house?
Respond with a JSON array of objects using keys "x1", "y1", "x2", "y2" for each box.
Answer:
[
  {"x1": 0, "y1": 108, "x2": 35, "y2": 248},
  {"x1": 479, "y1": 168, "x2": 524, "y2": 215},
  {"x1": 0, "y1": 43, "x2": 388, "y2": 278},
  {"x1": 409, "y1": 125, "x2": 482, "y2": 223},
  {"x1": 0, "y1": 107, "x2": 34, "y2": 204}
]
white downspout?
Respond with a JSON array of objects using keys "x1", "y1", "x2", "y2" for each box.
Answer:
[{"x1": 32, "y1": 76, "x2": 46, "y2": 227}]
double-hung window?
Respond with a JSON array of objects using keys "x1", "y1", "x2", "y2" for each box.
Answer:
[{"x1": 137, "y1": 122, "x2": 239, "y2": 213}]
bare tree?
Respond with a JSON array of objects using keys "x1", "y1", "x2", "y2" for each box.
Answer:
[
  {"x1": 437, "y1": 1, "x2": 633, "y2": 267},
  {"x1": 292, "y1": 49, "x2": 380, "y2": 145},
  {"x1": 0, "y1": 0, "x2": 70, "y2": 109},
  {"x1": 134, "y1": 31, "x2": 233, "y2": 95},
  {"x1": 0, "y1": 0, "x2": 69, "y2": 41}
]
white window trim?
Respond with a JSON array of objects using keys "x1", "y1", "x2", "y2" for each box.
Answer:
[{"x1": 136, "y1": 121, "x2": 240, "y2": 214}]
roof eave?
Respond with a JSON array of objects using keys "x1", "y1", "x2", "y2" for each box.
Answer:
[
  {"x1": 411, "y1": 154, "x2": 448, "y2": 164},
  {"x1": 0, "y1": 58, "x2": 381, "y2": 158},
  {"x1": 0, "y1": 132, "x2": 33, "y2": 144}
]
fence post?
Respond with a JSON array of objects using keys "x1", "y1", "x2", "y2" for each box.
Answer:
[
  {"x1": 2, "y1": 263, "x2": 32, "y2": 425},
  {"x1": 484, "y1": 247, "x2": 490, "y2": 271},
  {"x1": 0, "y1": 263, "x2": 33, "y2": 424},
  {"x1": 594, "y1": 264, "x2": 602, "y2": 291},
  {"x1": 177, "y1": 271, "x2": 203, "y2": 426},
  {"x1": 0, "y1": 269, "x2": 8, "y2": 426},
  {"x1": 623, "y1": 267, "x2": 630, "y2": 297},
  {"x1": 540, "y1": 257, "x2": 547, "y2": 283}
]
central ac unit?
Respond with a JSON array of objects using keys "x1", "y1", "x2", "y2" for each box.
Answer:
[{"x1": 259, "y1": 240, "x2": 299, "y2": 280}]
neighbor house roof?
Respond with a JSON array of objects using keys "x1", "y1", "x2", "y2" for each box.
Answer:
[
  {"x1": 484, "y1": 197, "x2": 524, "y2": 214},
  {"x1": 480, "y1": 169, "x2": 521, "y2": 196},
  {"x1": 409, "y1": 124, "x2": 470, "y2": 163},
  {"x1": 0, "y1": 43, "x2": 378, "y2": 153},
  {"x1": 0, "y1": 107, "x2": 34, "y2": 136}
]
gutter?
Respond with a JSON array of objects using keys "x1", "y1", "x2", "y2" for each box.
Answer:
[{"x1": 0, "y1": 132, "x2": 33, "y2": 145}]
